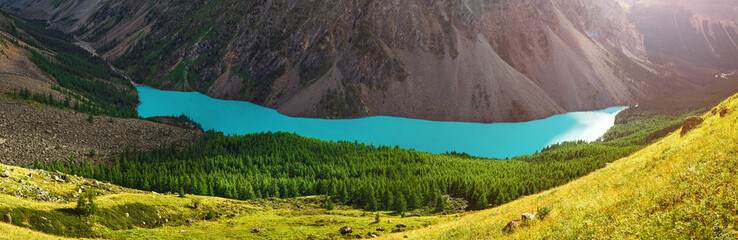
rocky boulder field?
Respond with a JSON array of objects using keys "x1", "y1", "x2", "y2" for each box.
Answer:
[{"x1": 0, "y1": 96, "x2": 199, "y2": 165}]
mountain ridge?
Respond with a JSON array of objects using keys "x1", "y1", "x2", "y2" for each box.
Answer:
[{"x1": 1, "y1": 0, "x2": 665, "y2": 123}]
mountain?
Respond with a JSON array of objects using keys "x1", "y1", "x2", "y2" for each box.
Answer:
[
  {"x1": 628, "y1": 0, "x2": 738, "y2": 70},
  {"x1": 1, "y1": 0, "x2": 660, "y2": 122}
]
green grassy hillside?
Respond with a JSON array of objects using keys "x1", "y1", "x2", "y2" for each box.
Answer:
[
  {"x1": 389, "y1": 94, "x2": 738, "y2": 239},
  {"x1": 0, "y1": 163, "x2": 450, "y2": 239}
]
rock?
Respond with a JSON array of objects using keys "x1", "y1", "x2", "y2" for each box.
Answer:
[
  {"x1": 252, "y1": 228, "x2": 266, "y2": 233},
  {"x1": 125, "y1": 212, "x2": 130, "y2": 217},
  {"x1": 186, "y1": 219, "x2": 194, "y2": 224},
  {"x1": 404, "y1": 235, "x2": 409, "y2": 238},
  {"x1": 406, "y1": 213, "x2": 421, "y2": 217},
  {"x1": 339, "y1": 226, "x2": 353, "y2": 235},
  {"x1": 52, "y1": 175, "x2": 64, "y2": 183},
  {"x1": 719, "y1": 107, "x2": 729, "y2": 117},
  {"x1": 521, "y1": 213, "x2": 536, "y2": 221},
  {"x1": 387, "y1": 219, "x2": 393, "y2": 223},
  {"x1": 395, "y1": 224, "x2": 407, "y2": 228},
  {"x1": 0, "y1": 138, "x2": 6, "y2": 145},
  {"x1": 367, "y1": 233, "x2": 378, "y2": 238},
  {"x1": 0, "y1": 170, "x2": 10, "y2": 178},
  {"x1": 502, "y1": 219, "x2": 521, "y2": 232},
  {"x1": 179, "y1": 230, "x2": 186, "y2": 233},
  {"x1": 681, "y1": 116, "x2": 704, "y2": 136},
  {"x1": 354, "y1": 235, "x2": 364, "y2": 239},
  {"x1": 376, "y1": 227, "x2": 386, "y2": 231}
]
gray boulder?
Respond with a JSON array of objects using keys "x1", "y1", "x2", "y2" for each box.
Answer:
[
  {"x1": 522, "y1": 213, "x2": 536, "y2": 221},
  {"x1": 339, "y1": 226, "x2": 353, "y2": 235}
]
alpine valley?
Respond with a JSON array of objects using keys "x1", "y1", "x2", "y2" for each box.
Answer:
[{"x1": 0, "y1": 0, "x2": 737, "y2": 239}]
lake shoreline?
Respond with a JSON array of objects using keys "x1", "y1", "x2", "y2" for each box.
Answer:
[{"x1": 136, "y1": 86, "x2": 627, "y2": 159}]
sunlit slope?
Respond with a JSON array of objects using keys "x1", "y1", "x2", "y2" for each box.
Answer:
[
  {"x1": 390, "y1": 94, "x2": 738, "y2": 239},
  {"x1": 0, "y1": 163, "x2": 446, "y2": 239},
  {"x1": 0, "y1": 222, "x2": 79, "y2": 240}
]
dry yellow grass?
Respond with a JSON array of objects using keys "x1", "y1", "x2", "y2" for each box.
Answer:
[
  {"x1": 387, "y1": 94, "x2": 738, "y2": 239},
  {"x1": 0, "y1": 222, "x2": 79, "y2": 240}
]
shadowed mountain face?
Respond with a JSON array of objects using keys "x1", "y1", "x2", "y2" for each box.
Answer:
[
  {"x1": 629, "y1": 0, "x2": 738, "y2": 70},
  {"x1": 1, "y1": 0, "x2": 660, "y2": 122}
]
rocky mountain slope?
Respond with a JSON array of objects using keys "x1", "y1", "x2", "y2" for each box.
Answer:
[
  {"x1": 629, "y1": 0, "x2": 738, "y2": 70},
  {"x1": 0, "y1": 16, "x2": 199, "y2": 165},
  {"x1": 2, "y1": 0, "x2": 665, "y2": 122}
]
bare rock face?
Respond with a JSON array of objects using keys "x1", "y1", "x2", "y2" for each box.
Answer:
[
  {"x1": 629, "y1": 0, "x2": 738, "y2": 70},
  {"x1": 2, "y1": 0, "x2": 658, "y2": 123}
]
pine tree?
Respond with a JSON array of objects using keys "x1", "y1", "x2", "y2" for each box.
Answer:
[
  {"x1": 76, "y1": 190, "x2": 99, "y2": 216},
  {"x1": 474, "y1": 192, "x2": 488, "y2": 210},
  {"x1": 340, "y1": 185, "x2": 349, "y2": 204},
  {"x1": 240, "y1": 183, "x2": 256, "y2": 200},
  {"x1": 324, "y1": 196, "x2": 334, "y2": 210},
  {"x1": 434, "y1": 194, "x2": 446, "y2": 213},
  {"x1": 407, "y1": 191, "x2": 420, "y2": 210},
  {"x1": 76, "y1": 195, "x2": 87, "y2": 215},
  {"x1": 385, "y1": 191, "x2": 395, "y2": 212},
  {"x1": 395, "y1": 192, "x2": 407, "y2": 214},
  {"x1": 365, "y1": 186, "x2": 378, "y2": 211}
]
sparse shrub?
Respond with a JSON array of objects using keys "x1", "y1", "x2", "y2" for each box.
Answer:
[
  {"x1": 537, "y1": 206, "x2": 552, "y2": 220},
  {"x1": 191, "y1": 198, "x2": 202, "y2": 209},
  {"x1": 89, "y1": 149, "x2": 96, "y2": 158},
  {"x1": 324, "y1": 196, "x2": 334, "y2": 210},
  {"x1": 178, "y1": 187, "x2": 186, "y2": 198},
  {"x1": 87, "y1": 114, "x2": 94, "y2": 123},
  {"x1": 76, "y1": 190, "x2": 98, "y2": 216},
  {"x1": 205, "y1": 210, "x2": 215, "y2": 220},
  {"x1": 374, "y1": 213, "x2": 380, "y2": 223}
]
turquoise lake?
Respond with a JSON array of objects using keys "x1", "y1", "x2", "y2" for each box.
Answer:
[{"x1": 136, "y1": 86, "x2": 626, "y2": 159}]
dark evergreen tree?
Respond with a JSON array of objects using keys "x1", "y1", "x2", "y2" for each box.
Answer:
[
  {"x1": 395, "y1": 192, "x2": 407, "y2": 214},
  {"x1": 434, "y1": 193, "x2": 446, "y2": 213}
]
